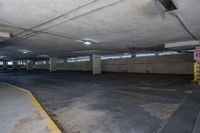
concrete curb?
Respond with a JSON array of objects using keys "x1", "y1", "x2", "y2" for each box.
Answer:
[{"x1": 3, "y1": 82, "x2": 62, "y2": 133}]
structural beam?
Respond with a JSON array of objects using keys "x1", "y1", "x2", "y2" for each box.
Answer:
[
  {"x1": 165, "y1": 40, "x2": 200, "y2": 49},
  {"x1": 92, "y1": 54, "x2": 101, "y2": 75}
]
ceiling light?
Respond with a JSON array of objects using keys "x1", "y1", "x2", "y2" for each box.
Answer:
[
  {"x1": 0, "y1": 31, "x2": 11, "y2": 39},
  {"x1": 36, "y1": 54, "x2": 49, "y2": 58},
  {"x1": 0, "y1": 56, "x2": 6, "y2": 59},
  {"x1": 22, "y1": 51, "x2": 28, "y2": 54},
  {"x1": 84, "y1": 41, "x2": 92, "y2": 45},
  {"x1": 19, "y1": 49, "x2": 31, "y2": 54}
]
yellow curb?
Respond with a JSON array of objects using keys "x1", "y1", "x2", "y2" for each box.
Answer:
[
  {"x1": 2, "y1": 82, "x2": 62, "y2": 133},
  {"x1": 134, "y1": 86, "x2": 176, "y2": 92}
]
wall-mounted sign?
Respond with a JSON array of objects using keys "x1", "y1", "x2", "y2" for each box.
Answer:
[{"x1": 194, "y1": 47, "x2": 200, "y2": 61}]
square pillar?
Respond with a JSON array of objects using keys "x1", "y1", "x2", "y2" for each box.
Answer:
[
  {"x1": 27, "y1": 60, "x2": 33, "y2": 71},
  {"x1": 92, "y1": 54, "x2": 101, "y2": 75},
  {"x1": 13, "y1": 60, "x2": 18, "y2": 70},
  {"x1": 3, "y1": 61, "x2": 7, "y2": 69},
  {"x1": 131, "y1": 53, "x2": 136, "y2": 58},
  {"x1": 63, "y1": 57, "x2": 68, "y2": 70},
  {"x1": 49, "y1": 57, "x2": 57, "y2": 72}
]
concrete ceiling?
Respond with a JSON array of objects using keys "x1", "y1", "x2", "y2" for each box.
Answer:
[{"x1": 0, "y1": 0, "x2": 199, "y2": 59}]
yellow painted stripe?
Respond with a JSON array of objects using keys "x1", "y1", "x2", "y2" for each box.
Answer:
[
  {"x1": 134, "y1": 86, "x2": 176, "y2": 92},
  {"x1": 3, "y1": 82, "x2": 62, "y2": 133}
]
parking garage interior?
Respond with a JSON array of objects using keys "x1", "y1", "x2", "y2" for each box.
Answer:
[{"x1": 0, "y1": 0, "x2": 200, "y2": 133}]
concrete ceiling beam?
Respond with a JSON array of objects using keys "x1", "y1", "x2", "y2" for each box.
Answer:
[{"x1": 165, "y1": 40, "x2": 200, "y2": 50}]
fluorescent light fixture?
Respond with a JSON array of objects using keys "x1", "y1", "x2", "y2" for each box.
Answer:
[
  {"x1": 165, "y1": 40, "x2": 200, "y2": 48},
  {"x1": 186, "y1": 49, "x2": 195, "y2": 52},
  {"x1": 0, "y1": 56, "x2": 6, "y2": 59},
  {"x1": 84, "y1": 41, "x2": 92, "y2": 45},
  {"x1": 0, "y1": 31, "x2": 11, "y2": 39},
  {"x1": 19, "y1": 49, "x2": 31, "y2": 54},
  {"x1": 22, "y1": 51, "x2": 28, "y2": 54},
  {"x1": 36, "y1": 54, "x2": 49, "y2": 58}
]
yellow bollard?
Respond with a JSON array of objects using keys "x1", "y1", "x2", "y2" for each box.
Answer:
[
  {"x1": 194, "y1": 62, "x2": 197, "y2": 82},
  {"x1": 194, "y1": 62, "x2": 200, "y2": 86}
]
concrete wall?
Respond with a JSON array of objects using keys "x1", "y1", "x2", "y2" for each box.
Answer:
[
  {"x1": 66, "y1": 62, "x2": 92, "y2": 71},
  {"x1": 102, "y1": 54, "x2": 193, "y2": 74},
  {"x1": 33, "y1": 61, "x2": 92, "y2": 71},
  {"x1": 32, "y1": 54, "x2": 194, "y2": 75},
  {"x1": 33, "y1": 64, "x2": 49, "y2": 70}
]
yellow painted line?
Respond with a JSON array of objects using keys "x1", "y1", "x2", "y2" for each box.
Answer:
[
  {"x1": 115, "y1": 84, "x2": 176, "y2": 92},
  {"x1": 2, "y1": 82, "x2": 62, "y2": 133},
  {"x1": 134, "y1": 86, "x2": 176, "y2": 92}
]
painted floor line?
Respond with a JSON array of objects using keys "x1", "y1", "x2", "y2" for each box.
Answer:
[{"x1": 2, "y1": 82, "x2": 62, "y2": 133}]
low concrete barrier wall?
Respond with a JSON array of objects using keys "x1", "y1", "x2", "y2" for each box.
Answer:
[
  {"x1": 101, "y1": 54, "x2": 193, "y2": 74},
  {"x1": 32, "y1": 54, "x2": 194, "y2": 75}
]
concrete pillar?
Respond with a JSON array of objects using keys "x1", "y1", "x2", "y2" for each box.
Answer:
[
  {"x1": 27, "y1": 60, "x2": 33, "y2": 71},
  {"x1": 3, "y1": 61, "x2": 7, "y2": 69},
  {"x1": 13, "y1": 60, "x2": 18, "y2": 70},
  {"x1": 92, "y1": 54, "x2": 101, "y2": 75},
  {"x1": 49, "y1": 57, "x2": 57, "y2": 72},
  {"x1": 131, "y1": 53, "x2": 136, "y2": 58},
  {"x1": 63, "y1": 57, "x2": 68, "y2": 70}
]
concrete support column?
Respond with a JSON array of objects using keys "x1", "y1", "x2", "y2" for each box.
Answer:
[
  {"x1": 92, "y1": 54, "x2": 101, "y2": 75},
  {"x1": 13, "y1": 60, "x2": 18, "y2": 70},
  {"x1": 49, "y1": 57, "x2": 57, "y2": 72},
  {"x1": 64, "y1": 57, "x2": 68, "y2": 70},
  {"x1": 131, "y1": 53, "x2": 136, "y2": 58},
  {"x1": 27, "y1": 60, "x2": 33, "y2": 71},
  {"x1": 3, "y1": 61, "x2": 7, "y2": 69}
]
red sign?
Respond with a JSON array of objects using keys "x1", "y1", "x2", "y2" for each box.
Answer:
[{"x1": 194, "y1": 47, "x2": 200, "y2": 61}]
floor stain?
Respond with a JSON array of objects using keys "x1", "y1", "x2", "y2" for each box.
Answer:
[
  {"x1": 11, "y1": 111, "x2": 49, "y2": 133},
  {"x1": 140, "y1": 103, "x2": 180, "y2": 120}
]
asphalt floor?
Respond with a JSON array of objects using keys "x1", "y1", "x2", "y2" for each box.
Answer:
[{"x1": 0, "y1": 69, "x2": 200, "y2": 133}]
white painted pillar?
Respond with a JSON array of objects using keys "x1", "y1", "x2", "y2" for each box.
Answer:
[
  {"x1": 49, "y1": 57, "x2": 57, "y2": 72},
  {"x1": 63, "y1": 57, "x2": 68, "y2": 70},
  {"x1": 92, "y1": 54, "x2": 101, "y2": 75},
  {"x1": 3, "y1": 61, "x2": 7, "y2": 69},
  {"x1": 13, "y1": 60, "x2": 18, "y2": 69},
  {"x1": 27, "y1": 60, "x2": 33, "y2": 71}
]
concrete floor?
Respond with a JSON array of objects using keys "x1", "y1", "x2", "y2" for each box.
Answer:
[
  {"x1": 0, "y1": 82, "x2": 50, "y2": 133},
  {"x1": 0, "y1": 70, "x2": 200, "y2": 133}
]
